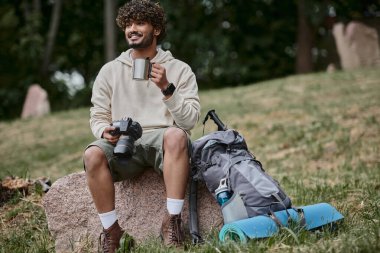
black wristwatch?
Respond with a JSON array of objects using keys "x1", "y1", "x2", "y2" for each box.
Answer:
[{"x1": 161, "y1": 83, "x2": 176, "y2": 96}]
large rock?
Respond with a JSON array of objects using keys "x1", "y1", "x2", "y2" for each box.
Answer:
[
  {"x1": 43, "y1": 171, "x2": 223, "y2": 252},
  {"x1": 333, "y1": 21, "x2": 380, "y2": 70},
  {"x1": 21, "y1": 84, "x2": 50, "y2": 119}
]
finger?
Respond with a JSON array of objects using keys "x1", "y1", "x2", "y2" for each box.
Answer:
[
  {"x1": 150, "y1": 68, "x2": 160, "y2": 77},
  {"x1": 149, "y1": 70, "x2": 157, "y2": 78},
  {"x1": 152, "y1": 67, "x2": 165, "y2": 77},
  {"x1": 104, "y1": 126, "x2": 115, "y2": 135},
  {"x1": 150, "y1": 72, "x2": 163, "y2": 82},
  {"x1": 152, "y1": 63, "x2": 164, "y2": 73},
  {"x1": 152, "y1": 63, "x2": 161, "y2": 69},
  {"x1": 107, "y1": 137, "x2": 118, "y2": 144}
]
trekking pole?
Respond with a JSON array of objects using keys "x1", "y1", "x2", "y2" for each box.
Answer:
[{"x1": 203, "y1": 109, "x2": 228, "y2": 131}]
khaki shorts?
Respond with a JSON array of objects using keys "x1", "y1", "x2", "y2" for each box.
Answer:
[{"x1": 84, "y1": 127, "x2": 190, "y2": 182}]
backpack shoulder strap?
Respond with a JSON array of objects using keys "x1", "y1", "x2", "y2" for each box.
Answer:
[{"x1": 188, "y1": 177, "x2": 204, "y2": 244}]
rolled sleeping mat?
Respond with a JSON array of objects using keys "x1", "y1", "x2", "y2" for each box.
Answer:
[{"x1": 219, "y1": 202, "x2": 344, "y2": 242}]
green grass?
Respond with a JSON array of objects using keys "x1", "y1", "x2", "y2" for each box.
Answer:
[{"x1": 1, "y1": 68, "x2": 379, "y2": 252}]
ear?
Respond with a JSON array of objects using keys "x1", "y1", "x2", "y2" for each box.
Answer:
[{"x1": 154, "y1": 29, "x2": 161, "y2": 36}]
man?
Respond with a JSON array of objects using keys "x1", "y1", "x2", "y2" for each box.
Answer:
[{"x1": 83, "y1": 0, "x2": 200, "y2": 252}]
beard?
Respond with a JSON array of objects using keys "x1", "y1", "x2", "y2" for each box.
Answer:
[{"x1": 127, "y1": 31, "x2": 154, "y2": 49}]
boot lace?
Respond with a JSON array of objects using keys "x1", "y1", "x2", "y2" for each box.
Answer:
[
  {"x1": 99, "y1": 230, "x2": 111, "y2": 253},
  {"x1": 168, "y1": 215, "x2": 182, "y2": 244}
]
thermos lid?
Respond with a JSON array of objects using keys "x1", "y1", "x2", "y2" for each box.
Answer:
[{"x1": 215, "y1": 178, "x2": 229, "y2": 195}]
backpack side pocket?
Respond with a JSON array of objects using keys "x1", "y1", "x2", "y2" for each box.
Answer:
[{"x1": 221, "y1": 192, "x2": 249, "y2": 224}]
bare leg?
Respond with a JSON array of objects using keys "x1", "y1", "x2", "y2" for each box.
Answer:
[
  {"x1": 162, "y1": 128, "x2": 190, "y2": 199},
  {"x1": 84, "y1": 146, "x2": 115, "y2": 213}
]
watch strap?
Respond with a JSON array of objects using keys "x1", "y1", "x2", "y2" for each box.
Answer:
[{"x1": 162, "y1": 83, "x2": 176, "y2": 96}]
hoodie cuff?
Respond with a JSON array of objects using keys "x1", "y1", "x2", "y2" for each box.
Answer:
[
  {"x1": 93, "y1": 124, "x2": 108, "y2": 139},
  {"x1": 162, "y1": 89, "x2": 183, "y2": 111}
]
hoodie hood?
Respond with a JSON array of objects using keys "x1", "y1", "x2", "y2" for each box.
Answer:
[{"x1": 116, "y1": 48, "x2": 175, "y2": 66}]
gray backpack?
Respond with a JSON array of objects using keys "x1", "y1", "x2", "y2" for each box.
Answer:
[{"x1": 191, "y1": 110, "x2": 292, "y2": 225}]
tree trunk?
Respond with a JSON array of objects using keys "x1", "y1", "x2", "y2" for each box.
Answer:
[
  {"x1": 22, "y1": 0, "x2": 31, "y2": 20},
  {"x1": 295, "y1": 0, "x2": 314, "y2": 73},
  {"x1": 104, "y1": 0, "x2": 116, "y2": 62},
  {"x1": 33, "y1": 0, "x2": 41, "y2": 13},
  {"x1": 41, "y1": 0, "x2": 62, "y2": 77}
]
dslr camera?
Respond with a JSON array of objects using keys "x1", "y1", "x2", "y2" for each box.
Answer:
[{"x1": 110, "y1": 117, "x2": 143, "y2": 159}]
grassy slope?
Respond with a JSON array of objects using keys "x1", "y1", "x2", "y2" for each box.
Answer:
[{"x1": 0, "y1": 68, "x2": 379, "y2": 252}]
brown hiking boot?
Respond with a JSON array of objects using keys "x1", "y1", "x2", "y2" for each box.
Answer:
[
  {"x1": 160, "y1": 212, "x2": 184, "y2": 247},
  {"x1": 99, "y1": 220, "x2": 124, "y2": 253}
]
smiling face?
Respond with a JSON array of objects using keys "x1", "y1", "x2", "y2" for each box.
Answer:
[
  {"x1": 125, "y1": 20, "x2": 158, "y2": 49},
  {"x1": 116, "y1": 0, "x2": 167, "y2": 45}
]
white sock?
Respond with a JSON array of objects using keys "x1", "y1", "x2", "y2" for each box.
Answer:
[
  {"x1": 98, "y1": 210, "x2": 117, "y2": 229},
  {"x1": 167, "y1": 198, "x2": 184, "y2": 215}
]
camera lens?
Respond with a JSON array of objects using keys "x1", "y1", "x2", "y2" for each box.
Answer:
[
  {"x1": 113, "y1": 135, "x2": 135, "y2": 158},
  {"x1": 112, "y1": 118, "x2": 142, "y2": 159}
]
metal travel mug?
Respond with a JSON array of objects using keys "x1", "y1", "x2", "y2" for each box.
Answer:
[{"x1": 132, "y1": 58, "x2": 152, "y2": 80}]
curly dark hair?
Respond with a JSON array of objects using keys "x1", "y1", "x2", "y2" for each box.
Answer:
[{"x1": 116, "y1": 0, "x2": 167, "y2": 44}]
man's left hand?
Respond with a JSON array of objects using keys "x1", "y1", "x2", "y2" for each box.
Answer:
[{"x1": 150, "y1": 63, "x2": 169, "y2": 90}]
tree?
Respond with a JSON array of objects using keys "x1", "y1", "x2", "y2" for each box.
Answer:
[
  {"x1": 0, "y1": 0, "x2": 47, "y2": 119},
  {"x1": 0, "y1": 0, "x2": 378, "y2": 120},
  {"x1": 161, "y1": 0, "x2": 297, "y2": 88},
  {"x1": 296, "y1": 0, "x2": 314, "y2": 73},
  {"x1": 104, "y1": 0, "x2": 117, "y2": 62},
  {"x1": 294, "y1": 0, "x2": 380, "y2": 73},
  {"x1": 41, "y1": 0, "x2": 62, "y2": 78}
]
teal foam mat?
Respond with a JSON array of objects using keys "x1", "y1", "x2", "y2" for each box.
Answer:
[{"x1": 219, "y1": 202, "x2": 344, "y2": 242}]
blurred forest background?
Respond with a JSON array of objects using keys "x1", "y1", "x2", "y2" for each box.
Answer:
[{"x1": 0, "y1": 0, "x2": 379, "y2": 120}]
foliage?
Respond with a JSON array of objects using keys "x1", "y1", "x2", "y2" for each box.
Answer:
[
  {"x1": 160, "y1": 0, "x2": 298, "y2": 88},
  {"x1": 0, "y1": 0, "x2": 379, "y2": 120},
  {"x1": 0, "y1": 0, "x2": 105, "y2": 120},
  {"x1": 0, "y1": 68, "x2": 379, "y2": 252}
]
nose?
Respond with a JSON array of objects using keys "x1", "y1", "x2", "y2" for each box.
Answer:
[
  {"x1": 126, "y1": 22, "x2": 138, "y2": 33},
  {"x1": 130, "y1": 23, "x2": 137, "y2": 30}
]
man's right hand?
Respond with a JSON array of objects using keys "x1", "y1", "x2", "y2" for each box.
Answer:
[{"x1": 102, "y1": 126, "x2": 120, "y2": 145}]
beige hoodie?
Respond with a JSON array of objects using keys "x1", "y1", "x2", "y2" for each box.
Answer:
[{"x1": 89, "y1": 48, "x2": 201, "y2": 139}]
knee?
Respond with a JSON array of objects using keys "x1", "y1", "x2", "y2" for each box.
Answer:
[
  {"x1": 163, "y1": 128, "x2": 188, "y2": 153},
  {"x1": 83, "y1": 146, "x2": 107, "y2": 175}
]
